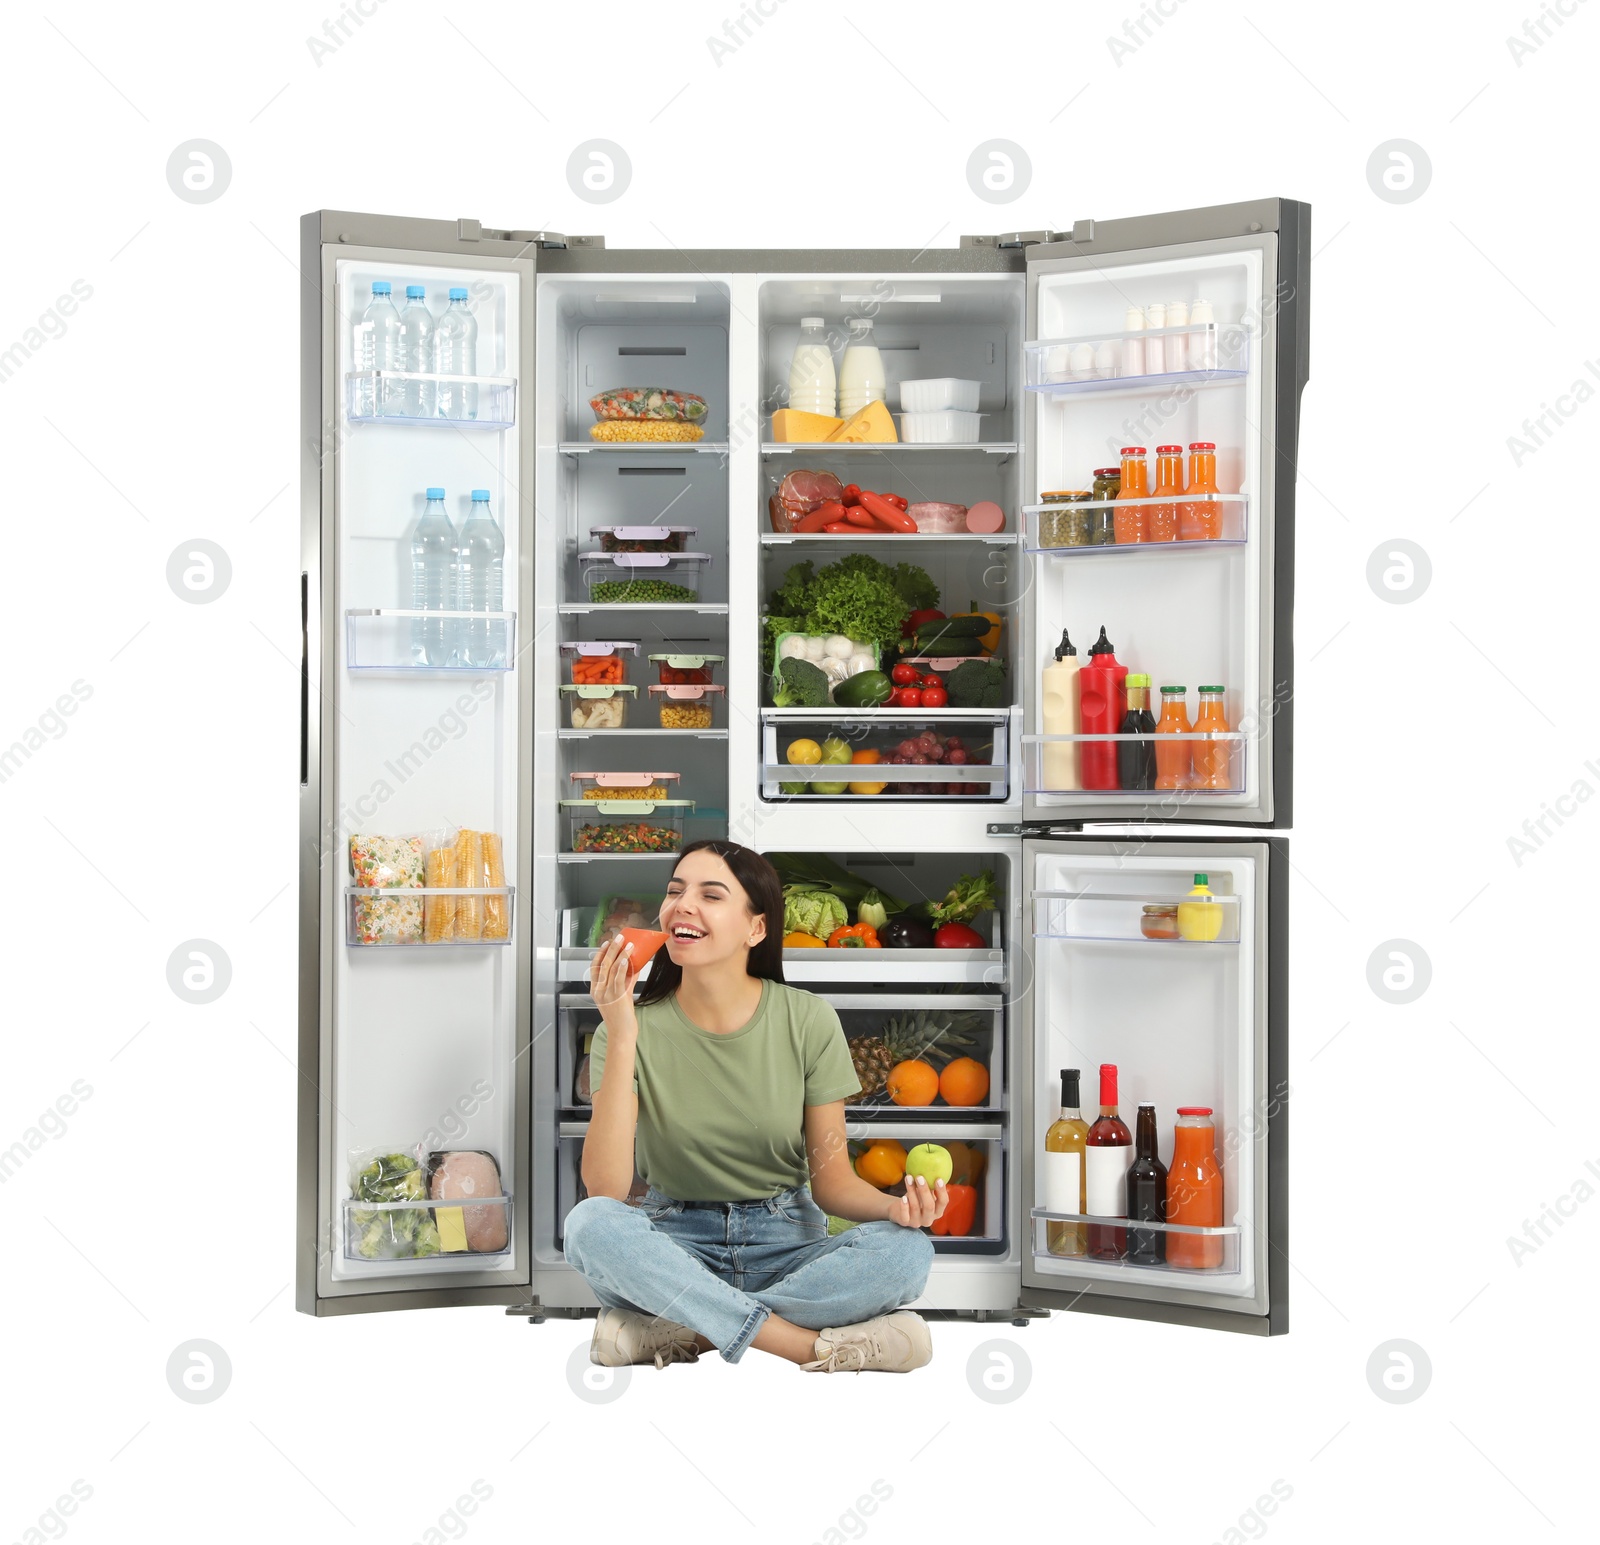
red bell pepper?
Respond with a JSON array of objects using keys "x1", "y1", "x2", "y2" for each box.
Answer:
[
  {"x1": 901, "y1": 606, "x2": 945, "y2": 638},
  {"x1": 934, "y1": 921, "x2": 986, "y2": 949},
  {"x1": 931, "y1": 1182, "x2": 978, "y2": 1237}
]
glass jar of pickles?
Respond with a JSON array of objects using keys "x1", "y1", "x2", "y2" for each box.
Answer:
[
  {"x1": 1038, "y1": 490, "x2": 1094, "y2": 548},
  {"x1": 1089, "y1": 468, "x2": 1121, "y2": 545}
]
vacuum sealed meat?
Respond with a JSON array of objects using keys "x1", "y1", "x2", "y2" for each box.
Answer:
[
  {"x1": 589, "y1": 386, "x2": 708, "y2": 423},
  {"x1": 429, "y1": 1150, "x2": 509, "y2": 1253}
]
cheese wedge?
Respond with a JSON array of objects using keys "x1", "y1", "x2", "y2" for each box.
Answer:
[
  {"x1": 826, "y1": 400, "x2": 898, "y2": 444},
  {"x1": 771, "y1": 408, "x2": 844, "y2": 443}
]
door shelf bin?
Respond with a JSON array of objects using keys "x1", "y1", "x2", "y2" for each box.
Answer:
[
  {"x1": 826, "y1": 996, "x2": 1004, "y2": 1113},
  {"x1": 762, "y1": 717, "x2": 1009, "y2": 800},
  {"x1": 344, "y1": 887, "x2": 514, "y2": 947},
  {"x1": 1024, "y1": 326, "x2": 1249, "y2": 396},
  {"x1": 1033, "y1": 886, "x2": 1239, "y2": 945},
  {"x1": 1029, "y1": 1209, "x2": 1241, "y2": 1275},
  {"x1": 782, "y1": 911, "x2": 1005, "y2": 986},
  {"x1": 341, "y1": 1194, "x2": 513, "y2": 1263},
  {"x1": 346, "y1": 610, "x2": 515, "y2": 672},
  {"x1": 1022, "y1": 497, "x2": 1247, "y2": 552},
  {"x1": 1022, "y1": 734, "x2": 1245, "y2": 798},
  {"x1": 345, "y1": 370, "x2": 517, "y2": 429},
  {"x1": 848, "y1": 1121, "x2": 1006, "y2": 1252}
]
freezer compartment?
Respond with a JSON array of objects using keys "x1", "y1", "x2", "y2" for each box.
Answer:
[
  {"x1": 341, "y1": 1192, "x2": 513, "y2": 1263},
  {"x1": 1022, "y1": 732, "x2": 1246, "y2": 798},
  {"x1": 1024, "y1": 323, "x2": 1248, "y2": 397},
  {"x1": 823, "y1": 994, "x2": 1003, "y2": 1113},
  {"x1": 579, "y1": 551, "x2": 713, "y2": 605},
  {"x1": 762, "y1": 713, "x2": 1009, "y2": 800},
  {"x1": 346, "y1": 370, "x2": 517, "y2": 429},
  {"x1": 345, "y1": 887, "x2": 514, "y2": 947},
  {"x1": 847, "y1": 1121, "x2": 1007, "y2": 1253},
  {"x1": 1023, "y1": 498, "x2": 1247, "y2": 553},
  {"x1": 345, "y1": 609, "x2": 515, "y2": 672},
  {"x1": 561, "y1": 798, "x2": 695, "y2": 856}
]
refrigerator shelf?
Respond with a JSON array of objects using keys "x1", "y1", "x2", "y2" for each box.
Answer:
[
  {"x1": 1022, "y1": 495, "x2": 1247, "y2": 554},
  {"x1": 559, "y1": 604, "x2": 729, "y2": 615},
  {"x1": 558, "y1": 441, "x2": 730, "y2": 456},
  {"x1": 340, "y1": 1194, "x2": 513, "y2": 1263},
  {"x1": 558, "y1": 852, "x2": 687, "y2": 864},
  {"x1": 1024, "y1": 325, "x2": 1249, "y2": 399},
  {"x1": 345, "y1": 370, "x2": 517, "y2": 429},
  {"x1": 761, "y1": 442, "x2": 1019, "y2": 457},
  {"x1": 1033, "y1": 886, "x2": 1240, "y2": 944},
  {"x1": 762, "y1": 532, "x2": 1021, "y2": 547},
  {"x1": 557, "y1": 728, "x2": 729, "y2": 740},
  {"x1": 1031, "y1": 1208, "x2": 1237, "y2": 1236},
  {"x1": 764, "y1": 764, "x2": 1003, "y2": 784},
  {"x1": 763, "y1": 707, "x2": 1009, "y2": 723},
  {"x1": 345, "y1": 609, "x2": 516, "y2": 672},
  {"x1": 1023, "y1": 733, "x2": 1245, "y2": 798},
  {"x1": 344, "y1": 887, "x2": 514, "y2": 947},
  {"x1": 782, "y1": 948, "x2": 1003, "y2": 988},
  {"x1": 1029, "y1": 1212, "x2": 1241, "y2": 1276}
]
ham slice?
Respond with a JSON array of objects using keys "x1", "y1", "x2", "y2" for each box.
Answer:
[
  {"x1": 769, "y1": 469, "x2": 844, "y2": 532},
  {"x1": 430, "y1": 1151, "x2": 508, "y2": 1253}
]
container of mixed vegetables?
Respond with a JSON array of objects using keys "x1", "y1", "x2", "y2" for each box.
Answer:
[
  {"x1": 771, "y1": 853, "x2": 999, "y2": 952},
  {"x1": 562, "y1": 799, "x2": 695, "y2": 854}
]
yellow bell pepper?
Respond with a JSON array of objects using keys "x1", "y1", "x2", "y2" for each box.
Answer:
[
  {"x1": 783, "y1": 931, "x2": 827, "y2": 948},
  {"x1": 969, "y1": 600, "x2": 1002, "y2": 654}
]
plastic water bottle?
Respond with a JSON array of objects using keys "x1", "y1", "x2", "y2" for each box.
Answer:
[
  {"x1": 354, "y1": 280, "x2": 403, "y2": 416},
  {"x1": 398, "y1": 285, "x2": 436, "y2": 418},
  {"x1": 456, "y1": 489, "x2": 505, "y2": 668},
  {"x1": 435, "y1": 287, "x2": 479, "y2": 420},
  {"x1": 411, "y1": 488, "x2": 458, "y2": 666}
]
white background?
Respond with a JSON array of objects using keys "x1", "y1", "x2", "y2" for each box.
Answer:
[{"x1": 2, "y1": 1, "x2": 1591, "y2": 1542}]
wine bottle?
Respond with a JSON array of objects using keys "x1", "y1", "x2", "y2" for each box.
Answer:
[
  {"x1": 1042, "y1": 1068, "x2": 1089, "y2": 1256},
  {"x1": 1126, "y1": 1102, "x2": 1169, "y2": 1264},
  {"x1": 1085, "y1": 1063, "x2": 1133, "y2": 1259}
]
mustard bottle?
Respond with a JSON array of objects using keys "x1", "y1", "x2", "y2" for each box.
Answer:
[{"x1": 1176, "y1": 873, "x2": 1224, "y2": 942}]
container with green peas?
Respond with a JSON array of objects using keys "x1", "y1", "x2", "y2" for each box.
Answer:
[{"x1": 580, "y1": 551, "x2": 712, "y2": 605}]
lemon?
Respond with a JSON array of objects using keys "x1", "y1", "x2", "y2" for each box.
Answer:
[{"x1": 786, "y1": 738, "x2": 823, "y2": 766}]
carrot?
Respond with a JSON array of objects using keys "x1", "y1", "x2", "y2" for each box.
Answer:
[
  {"x1": 795, "y1": 500, "x2": 846, "y2": 534},
  {"x1": 858, "y1": 490, "x2": 917, "y2": 533}
]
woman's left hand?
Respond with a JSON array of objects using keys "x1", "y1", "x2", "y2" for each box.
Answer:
[{"x1": 886, "y1": 1175, "x2": 946, "y2": 1229}]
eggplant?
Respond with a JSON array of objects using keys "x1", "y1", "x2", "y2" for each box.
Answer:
[{"x1": 879, "y1": 913, "x2": 936, "y2": 949}]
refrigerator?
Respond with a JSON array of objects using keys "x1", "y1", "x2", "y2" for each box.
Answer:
[{"x1": 297, "y1": 197, "x2": 1308, "y2": 1338}]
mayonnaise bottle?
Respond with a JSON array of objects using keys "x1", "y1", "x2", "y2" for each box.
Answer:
[{"x1": 1040, "y1": 629, "x2": 1084, "y2": 791}]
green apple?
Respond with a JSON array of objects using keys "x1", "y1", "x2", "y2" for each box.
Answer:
[{"x1": 903, "y1": 1143, "x2": 952, "y2": 1185}]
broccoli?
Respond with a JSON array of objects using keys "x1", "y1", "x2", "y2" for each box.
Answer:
[
  {"x1": 773, "y1": 655, "x2": 831, "y2": 708},
  {"x1": 947, "y1": 658, "x2": 1009, "y2": 708}
]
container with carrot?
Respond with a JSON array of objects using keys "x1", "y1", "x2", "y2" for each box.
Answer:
[{"x1": 561, "y1": 640, "x2": 641, "y2": 685}]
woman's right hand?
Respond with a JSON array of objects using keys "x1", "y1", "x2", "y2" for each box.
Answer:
[{"x1": 590, "y1": 931, "x2": 641, "y2": 1041}]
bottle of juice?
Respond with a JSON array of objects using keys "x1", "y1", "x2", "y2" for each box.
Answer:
[
  {"x1": 1190, "y1": 685, "x2": 1231, "y2": 790},
  {"x1": 1154, "y1": 685, "x2": 1192, "y2": 791},
  {"x1": 1176, "y1": 873, "x2": 1225, "y2": 942},
  {"x1": 1149, "y1": 444, "x2": 1183, "y2": 541},
  {"x1": 1113, "y1": 447, "x2": 1148, "y2": 544},
  {"x1": 1179, "y1": 441, "x2": 1223, "y2": 541},
  {"x1": 1166, "y1": 1107, "x2": 1224, "y2": 1268},
  {"x1": 1078, "y1": 627, "x2": 1129, "y2": 790}
]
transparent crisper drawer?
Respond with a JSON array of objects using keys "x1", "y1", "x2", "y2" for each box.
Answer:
[
  {"x1": 648, "y1": 683, "x2": 726, "y2": 729},
  {"x1": 346, "y1": 610, "x2": 515, "y2": 672},
  {"x1": 1024, "y1": 324, "x2": 1248, "y2": 395},
  {"x1": 1028, "y1": 1210, "x2": 1241, "y2": 1275},
  {"x1": 1022, "y1": 732, "x2": 1245, "y2": 799},
  {"x1": 345, "y1": 370, "x2": 517, "y2": 428},
  {"x1": 1033, "y1": 881, "x2": 1240, "y2": 945},
  {"x1": 761, "y1": 716, "x2": 1009, "y2": 799},
  {"x1": 568, "y1": 770, "x2": 683, "y2": 802},
  {"x1": 782, "y1": 909, "x2": 1006, "y2": 987},
  {"x1": 560, "y1": 640, "x2": 640, "y2": 685},
  {"x1": 561, "y1": 799, "x2": 695, "y2": 855},
  {"x1": 341, "y1": 1192, "x2": 512, "y2": 1263},
  {"x1": 846, "y1": 1122, "x2": 1006, "y2": 1252},
  {"x1": 344, "y1": 887, "x2": 514, "y2": 946},
  {"x1": 561, "y1": 683, "x2": 637, "y2": 729},
  {"x1": 824, "y1": 994, "x2": 1003, "y2": 1112},
  {"x1": 558, "y1": 904, "x2": 669, "y2": 982},
  {"x1": 579, "y1": 551, "x2": 712, "y2": 604}
]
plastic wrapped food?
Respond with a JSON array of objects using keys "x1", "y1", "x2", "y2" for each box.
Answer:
[
  {"x1": 423, "y1": 846, "x2": 455, "y2": 943},
  {"x1": 429, "y1": 1150, "x2": 508, "y2": 1253},
  {"x1": 587, "y1": 895, "x2": 665, "y2": 948},
  {"x1": 768, "y1": 468, "x2": 845, "y2": 534},
  {"x1": 481, "y1": 832, "x2": 509, "y2": 941},
  {"x1": 589, "y1": 420, "x2": 704, "y2": 443},
  {"x1": 590, "y1": 386, "x2": 709, "y2": 423},
  {"x1": 906, "y1": 501, "x2": 969, "y2": 534},
  {"x1": 454, "y1": 830, "x2": 485, "y2": 940},
  {"x1": 347, "y1": 1148, "x2": 441, "y2": 1260},
  {"x1": 349, "y1": 834, "x2": 425, "y2": 945}
]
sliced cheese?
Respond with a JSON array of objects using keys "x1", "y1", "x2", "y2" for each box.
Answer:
[
  {"x1": 771, "y1": 408, "x2": 844, "y2": 443},
  {"x1": 826, "y1": 400, "x2": 898, "y2": 444}
]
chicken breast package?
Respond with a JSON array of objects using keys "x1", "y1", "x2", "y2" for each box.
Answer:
[{"x1": 429, "y1": 1150, "x2": 509, "y2": 1253}]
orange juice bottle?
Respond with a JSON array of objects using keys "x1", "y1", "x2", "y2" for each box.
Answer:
[
  {"x1": 1179, "y1": 441, "x2": 1223, "y2": 541},
  {"x1": 1154, "y1": 685, "x2": 1192, "y2": 790},
  {"x1": 1190, "y1": 685, "x2": 1231, "y2": 790},
  {"x1": 1166, "y1": 1107, "x2": 1223, "y2": 1268},
  {"x1": 1149, "y1": 444, "x2": 1183, "y2": 541},
  {"x1": 1113, "y1": 447, "x2": 1148, "y2": 544}
]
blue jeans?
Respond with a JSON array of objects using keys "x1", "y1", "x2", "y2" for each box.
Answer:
[{"x1": 563, "y1": 1182, "x2": 934, "y2": 1364}]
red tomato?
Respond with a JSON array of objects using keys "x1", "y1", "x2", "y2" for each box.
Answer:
[
  {"x1": 891, "y1": 663, "x2": 920, "y2": 686},
  {"x1": 894, "y1": 687, "x2": 924, "y2": 708},
  {"x1": 920, "y1": 685, "x2": 949, "y2": 708},
  {"x1": 920, "y1": 674, "x2": 943, "y2": 690}
]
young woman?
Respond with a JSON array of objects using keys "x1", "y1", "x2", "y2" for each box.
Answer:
[{"x1": 564, "y1": 839, "x2": 945, "y2": 1372}]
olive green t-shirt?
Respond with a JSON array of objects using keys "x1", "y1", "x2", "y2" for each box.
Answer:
[{"x1": 588, "y1": 978, "x2": 862, "y2": 1202}]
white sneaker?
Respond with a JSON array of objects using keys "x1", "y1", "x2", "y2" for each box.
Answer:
[
  {"x1": 590, "y1": 1308, "x2": 702, "y2": 1369},
  {"x1": 802, "y1": 1311, "x2": 932, "y2": 1373}
]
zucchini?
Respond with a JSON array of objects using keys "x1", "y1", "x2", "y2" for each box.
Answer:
[{"x1": 831, "y1": 669, "x2": 893, "y2": 708}]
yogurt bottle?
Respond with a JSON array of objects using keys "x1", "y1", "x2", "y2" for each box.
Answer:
[
  {"x1": 788, "y1": 317, "x2": 837, "y2": 417},
  {"x1": 837, "y1": 318, "x2": 887, "y2": 417}
]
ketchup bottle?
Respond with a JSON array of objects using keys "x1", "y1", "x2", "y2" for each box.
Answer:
[{"x1": 1079, "y1": 626, "x2": 1129, "y2": 790}]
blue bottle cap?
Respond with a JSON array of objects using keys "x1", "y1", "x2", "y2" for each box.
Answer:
[
  {"x1": 370, "y1": 280, "x2": 391, "y2": 294},
  {"x1": 448, "y1": 286, "x2": 469, "y2": 301},
  {"x1": 425, "y1": 487, "x2": 445, "y2": 500},
  {"x1": 471, "y1": 489, "x2": 491, "y2": 501},
  {"x1": 405, "y1": 284, "x2": 426, "y2": 298}
]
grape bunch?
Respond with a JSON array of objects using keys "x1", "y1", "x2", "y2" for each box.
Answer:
[{"x1": 883, "y1": 729, "x2": 988, "y2": 796}]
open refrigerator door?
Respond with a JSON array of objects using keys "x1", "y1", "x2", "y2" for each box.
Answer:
[{"x1": 297, "y1": 216, "x2": 536, "y2": 1313}]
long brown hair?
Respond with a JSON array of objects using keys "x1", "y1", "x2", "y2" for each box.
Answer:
[{"x1": 635, "y1": 839, "x2": 787, "y2": 1006}]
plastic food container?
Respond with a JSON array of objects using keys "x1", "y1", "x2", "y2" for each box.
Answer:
[
  {"x1": 590, "y1": 387, "x2": 708, "y2": 423},
  {"x1": 569, "y1": 771, "x2": 683, "y2": 802},
  {"x1": 580, "y1": 552, "x2": 711, "y2": 605},
  {"x1": 906, "y1": 501, "x2": 968, "y2": 534},
  {"x1": 560, "y1": 640, "x2": 640, "y2": 685},
  {"x1": 561, "y1": 683, "x2": 637, "y2": 729},
  {"x1": 648, "y1": 684, "x2": 726, "y2": 729},
  {"x1": 588, "y1": 525, "x2": 697, "y2": 554},
  {"x1": 649, "y1": 652, "x2": 724, "y2": 685},
  {"x1": 899, "y1": 409, "x2": 982, "y2": 444},
  {"x1": 772, "y1": 633, "x2": 880, "y2": 699},
  {"x1": 898, "y1": 377, "x2": 981, "y2": 413},
  {"x1": 560, "y1": 799, "x2": 696, "y2": 854}
]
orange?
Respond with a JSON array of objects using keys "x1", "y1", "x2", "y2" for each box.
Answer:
[
  {"x1": 887, "y1": 1059, "x2": 939, "y2": 1107},
  {"x1": 855, "y1": 1139, "x2": 907, "y2": 1189},
  {"x1": 938, "y1": 1056, "x2": 990, "y2": 1107}
]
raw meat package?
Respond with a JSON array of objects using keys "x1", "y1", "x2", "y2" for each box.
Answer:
[
  {"x1": 589, "y1": 386, "x2": 708, "y2": 423},
  {"x1": 348, "y1": 834, "x2": 426, "y2": 945},
  {"x1": 587, "y1": 894, "x2": 665, "y2": 948},
  {"x1": 767, "y1": 467, "x2": 844, "y2": 534},
  {"x1": 429, "y1": 1150, "x2": 509, "y2": 1253}
]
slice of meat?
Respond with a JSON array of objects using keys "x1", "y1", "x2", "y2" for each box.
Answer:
[
  {"x1": 430, "y1": 1151, "x2": 508, "y2": 1253},
  {"x1": 775, "y1": 468, "x2": 844, "y2": 518}
]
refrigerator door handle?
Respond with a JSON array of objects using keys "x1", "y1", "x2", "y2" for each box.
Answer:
[{"x1": 299, "y1": 570, "x2": 310, "y2": 788}]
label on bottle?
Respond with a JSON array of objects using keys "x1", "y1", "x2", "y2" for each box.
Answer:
[
  {"x1": 1041, "y1": 1150, "x2": 1084, "y2": 1215},
  {"x1": 1085, "y1": 1145, "x2": 1132, "y2": 1218}
]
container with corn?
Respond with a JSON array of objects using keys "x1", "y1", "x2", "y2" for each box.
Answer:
[{"x1": 648, "y1": 684, "x2": 724, "y2": 729}]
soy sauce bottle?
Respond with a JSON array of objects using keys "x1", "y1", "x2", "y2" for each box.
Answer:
[
  {"x1": 1117, "y1": 673, "x2": 1157, "y2": 791},
  {"x1": 1126, "y1": 1102, "x2": 1168, "y2": 1265}
]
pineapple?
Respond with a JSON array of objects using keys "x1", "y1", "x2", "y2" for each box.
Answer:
[{"x1": 849, "y1": 1011, "x2": 980, "y2": 1100}]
